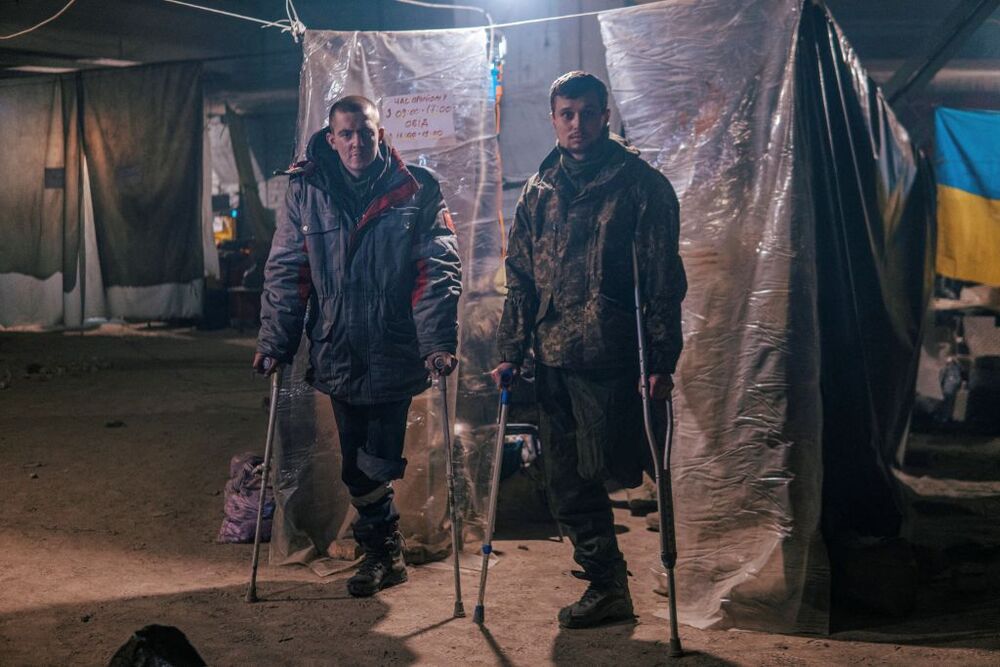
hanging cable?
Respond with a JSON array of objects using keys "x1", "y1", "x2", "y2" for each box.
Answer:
[
  {"x1": 284, "y1": 0, "x2": 307, "y2": 42},
  {"x1": 159, "y1": 0, "x2": 297, "y2": 33},
  {"x1": 0, "y1": 0, "x2": 78, "y2": 40}
]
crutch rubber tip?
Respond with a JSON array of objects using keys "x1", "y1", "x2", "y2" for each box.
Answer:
[
  {"x1": 473, "y1": 605, "x2": 484, "y2": 624},
  {"x1": 454, "y1": 601, "x2": 466, "y2": 618},
  {"x1": 669, "y1": 638, "x2": 683, "y2": 657},
  {"x1": 244, "y1": 587, "x2": 258, "y2": 604}
]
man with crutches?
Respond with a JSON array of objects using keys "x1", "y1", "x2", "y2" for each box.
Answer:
[
  {"x1": 252, "y1": 95, "x2": 462, "y2": 598},
  {"x1": 492, "y1": 72, "x2": 686, "y2": 629}
]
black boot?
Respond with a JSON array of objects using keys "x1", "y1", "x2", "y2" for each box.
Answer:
[
  {"x1": 347, "y1": 531, "x2": 408, "y2": 597},
  {"x1": 558, "y1": 565, "x2": 634, "y2": 629}
]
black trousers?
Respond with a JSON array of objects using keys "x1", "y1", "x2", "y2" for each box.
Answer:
[
  {"x1": 330, "y1": 397, "x2": 412, "y2": 548},
  {"x1": 536, "y1": 363, "x2": 649, "y2": 584}
]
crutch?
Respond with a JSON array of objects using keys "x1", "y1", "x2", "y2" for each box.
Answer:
[
  {"x1": 473, "y1": 367, "x2": 513, "y2": 625},
  {"x1": 632, "y1": 243, "x2": 683, "y2": 657},
  {"x1": 434, "y1": 358, "x2": 465, "y2": 618},
  {"x1": 245, "y1": 362, "x2": 282, "y2": 603}
]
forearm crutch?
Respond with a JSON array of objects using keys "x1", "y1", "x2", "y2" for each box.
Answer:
[
  {"x1": 245, "y1": 365, "x2": 282, "y2": 603},
  {"x1": 632, "y1": 243, "x2": 683, "y2": 657},
  {"x1": 473, "y1": 368, "x2": 513, "y2": 625},
  {"x1": 434, "y1": 359, "x2": 466, "y2": 618}
]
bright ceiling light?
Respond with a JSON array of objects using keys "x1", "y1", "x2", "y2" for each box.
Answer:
[
  {"x1": 77, "y1": 57, "x2": 141, "y2": 67},
  {"x1": 8, "y1": 65, "x2": 78, "y2": 73}
]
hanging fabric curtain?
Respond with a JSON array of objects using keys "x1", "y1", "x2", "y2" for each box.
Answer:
[
  {"x1": 1, "y1": 62, "x2": 207, "y2": 327},
  {"x1": 80, "y1": 62, "x2": 204, "y2": 320},
  {"x1": 0, "y1": 77, "x2": 84, "y2": 327}
]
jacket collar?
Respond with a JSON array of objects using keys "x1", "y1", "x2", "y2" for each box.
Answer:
[
  {"x1": 301, "y1": 128, "x2": 419, "y2": 214},
  {"x1": 298, "y1": 128, "x2": 420, "y2": 256},
  {"x1": 537, "y1": 133, "x2": 639, "y2": 196}
]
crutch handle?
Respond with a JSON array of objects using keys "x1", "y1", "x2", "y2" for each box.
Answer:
[{"x1": 498, "y1": 368, "x2": 513, "y2": 404}]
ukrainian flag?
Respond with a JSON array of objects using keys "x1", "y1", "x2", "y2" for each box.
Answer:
[{"x1": 935, "y1": 108, "x2": 1000, "y2": 286}]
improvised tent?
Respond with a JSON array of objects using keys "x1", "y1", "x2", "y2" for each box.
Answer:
[{"x1": 270, "y1": 0, "x2": 933, "y2": 635}]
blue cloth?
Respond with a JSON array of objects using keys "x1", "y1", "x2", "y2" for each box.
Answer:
[{"x1": 935, "y1": 107, "x2": 1000, "y2": 199}]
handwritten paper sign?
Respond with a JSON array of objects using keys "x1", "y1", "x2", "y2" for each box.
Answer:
[{"x1": 380, "y1": 92, "x2": 457, "y2": 151}]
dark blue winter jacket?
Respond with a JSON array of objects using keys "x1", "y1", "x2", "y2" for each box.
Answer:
[{"x1": 256, "y1": 129, "x2": 462, "y2": 404}]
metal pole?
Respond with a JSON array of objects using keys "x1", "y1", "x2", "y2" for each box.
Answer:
[
  {"x1": 473, "y1": 369, "x2": 513, "y2": 625},
  {"x1": 632, "y1": 243, "x2": 683, "y2": 657},
  {"x1": 435, "y1": 361, "x2": 466, "y2": 618},
  {"x1": 245, "y1": 365, "x2": 282, "y2": 603}
]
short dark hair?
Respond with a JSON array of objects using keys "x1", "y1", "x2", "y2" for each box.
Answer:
[
  {"x1": 549, "y1": 71, "x2": 608, "y2": 112},
  {"x1": 328, "y1": 95, "x2": 380, "y2": 125}
]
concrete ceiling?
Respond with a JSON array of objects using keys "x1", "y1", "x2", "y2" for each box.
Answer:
[
  {"x1": 1, "y1": 0, "x2": 998, "y2": 132},
  {"x1": 0, "y1": 0, "x2": 453, "y2": 112}
]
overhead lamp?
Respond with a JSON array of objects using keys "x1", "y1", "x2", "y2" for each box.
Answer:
[
  {"x1": 7, "y1": 65, "x2": 78, "y2": 74},
  {"x1": 77, "y1": 57, "x2": 141, "y2": 67}
]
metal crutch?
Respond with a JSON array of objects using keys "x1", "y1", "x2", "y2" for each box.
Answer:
[
  {"x1": 245, "y1": 363, "x2": 282, "y2": 603},
  {"x1": 434, "y1": 358, "x2": 466, "y2": 618},
  {"x1": 473, "y1": 368, "x2": 513, "y2": 625},
  {"x1": 632, "y1": 243, "x2": 683, "y2": 657}
]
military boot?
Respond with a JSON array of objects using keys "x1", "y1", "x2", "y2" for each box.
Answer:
[
  {"x1": 347, "y1": 531, "x2": 408, "y2": 597},
  {"x1": 558, "y1": 563, "x2": 634, "y2": 629}
]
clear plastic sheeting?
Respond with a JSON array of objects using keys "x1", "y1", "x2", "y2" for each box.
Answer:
[
  {"x1": 600, "y1": 0, "x2": 933, "y2": 633},
  {"x1": 271, "y1": 29, "x2": 504, "y2": 566}
]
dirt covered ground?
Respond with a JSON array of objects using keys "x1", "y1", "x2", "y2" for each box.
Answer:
[{"x1": 1, "y1": 325, "x2": 998, "y2": 666}]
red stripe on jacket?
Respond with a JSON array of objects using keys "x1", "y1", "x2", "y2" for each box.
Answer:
[
  {"x1": 411, "y1": 258, "x2": 429, "y2": 308},
  {"x1": 297, "y1": 240, "x2": 311, "y2": 303},
  {"x1": 348, "y1": 147, "x2": 420, "y2": 252}
]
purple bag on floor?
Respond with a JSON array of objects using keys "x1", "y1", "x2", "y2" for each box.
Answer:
[{"x1": 217, "y1": 452, "x2": 274, "y2": 543}]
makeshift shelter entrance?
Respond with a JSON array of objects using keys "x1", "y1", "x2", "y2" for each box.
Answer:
[
  {"x1": 270, "y1": 0, "x2": 933, "y2": 634},
  {"x1": 269, "y1": 28, "x2": 505, "y2": 569}
]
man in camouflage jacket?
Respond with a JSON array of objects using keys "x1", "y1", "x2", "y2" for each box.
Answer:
[
  {"x1": 255, "y1": 96, "x2": 462, "y2": 598},
  {"x1": 493, "y1": 72, "x2": 686, "y2": 629}
]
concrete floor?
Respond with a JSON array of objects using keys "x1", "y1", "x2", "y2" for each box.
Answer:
[{"x1": 1, "y1": 324, "x2": 998, "y2": 665}]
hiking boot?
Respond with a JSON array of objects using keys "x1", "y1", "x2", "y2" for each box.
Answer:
[
  {"x1": 558, "y1": 568, "x2": 634, "y2": 629},
  {"x1": 347, "y1": 531, "x2": 408, "y2": 597}
]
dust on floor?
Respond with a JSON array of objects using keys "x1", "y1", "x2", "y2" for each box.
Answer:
[{"x1": 1, "y1": 325, "x2": 997, "y2": 665}]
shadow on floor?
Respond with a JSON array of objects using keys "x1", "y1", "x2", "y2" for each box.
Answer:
[
  {"x1": 551, "y1": 622, "x2": 738, "y2": 666},
  {"x1": 0, "y1": 581, "x2": 418, "y2": 666}
]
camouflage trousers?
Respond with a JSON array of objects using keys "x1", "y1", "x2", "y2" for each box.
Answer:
[{"x1": 536, "y1": 363, "x2": 648, "y2": 584}]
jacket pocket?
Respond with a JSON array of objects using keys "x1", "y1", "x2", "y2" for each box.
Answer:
[
  {"x1": 301, "y1": 195, "x2": 342, "y2": 235},
  {"x1": 591, "y1": 294, "x2": 636, "y2": 360},
  {"x1": 302, "y1": 209, "x2": 343, "y2": 297},
  {"x1": 309, "y1": 294, "x2": 342, "y2": 341},
  {"x1": 535, "y1": 290, "x2": 553, "y2": 325}
]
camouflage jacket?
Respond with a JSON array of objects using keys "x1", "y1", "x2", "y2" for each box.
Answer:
[{"x1": 497, "y1": 136, "x2": 686, "y2": 374}]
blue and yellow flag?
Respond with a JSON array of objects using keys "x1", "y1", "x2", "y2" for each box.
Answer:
[{"x1": 935, "y1": 108, "x2": 1000, "y2": 286}]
